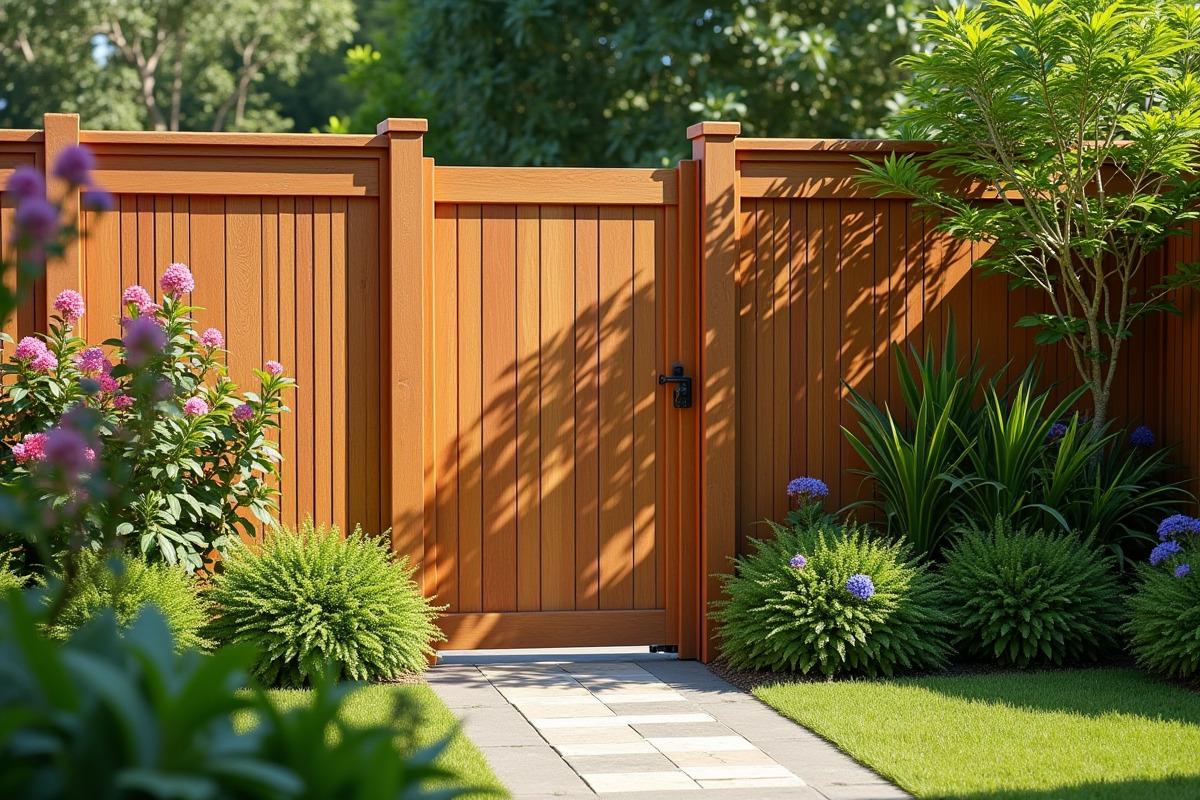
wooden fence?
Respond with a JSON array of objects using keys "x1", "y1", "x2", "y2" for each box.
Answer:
[{"x1": 1, "y1": 114, "x2": 1194, "y2": 658}]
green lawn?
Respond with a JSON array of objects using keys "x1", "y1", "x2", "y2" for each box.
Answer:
[
  {"x1": 260, "y1": 684, "x2": 506, "y2": 800},
  {"x1": 755, "y1": 668, "x2": 1200, "y2": 800}
]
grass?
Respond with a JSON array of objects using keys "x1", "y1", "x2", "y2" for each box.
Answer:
[
  {"x1": 255, "y1": 684, "x2": 506, "y2": 800},
  {"x1": 755, "y1": 668, "x2": 1200, "y2": 800}
]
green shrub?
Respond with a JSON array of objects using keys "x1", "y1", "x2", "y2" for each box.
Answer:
[
  {"x1": 939, "y1": 518, "x2": 1123, "y2": 667},
  {"x1": 1126, "y1": 519, "x2": 1200, "y2": 678},
  {"x1": 0, "y1": 591, "x2": 468, "y2": 800},
  {"x1": 206, "y1": 522, "x2": 445, "y2": 687},
  {"x1": 0, "y1": 554, "x2": 24, "y2": 594},
  {"x1": 712, "y1": 520, "x2": 952, "y2": 677},
  {"x1": 43, "y1": 549, "x2": 210, "y2": 651}
]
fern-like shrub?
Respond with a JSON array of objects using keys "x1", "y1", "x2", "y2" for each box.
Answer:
[
  {"x1": 712, "y1": 520, "x2": 952, "y2": 676},
  {"x1": 939, "y1": 518, "x2": 1122, "y2": 667},
  {"x1": 1126, "y1": 515, "x2": 1200, "y2": 678},
  {"x1": 205, "y1": 522, "x2": 445, "y2": 687},
  {"x1": 44, "y1": 550, "x2": 210, "y2": 651},
  {"x1": 0, "y1": 554, "x2": 25, "y2": 594}
]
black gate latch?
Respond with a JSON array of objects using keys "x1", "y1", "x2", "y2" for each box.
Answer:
[{"x1": 658, "y1": 363, "x2": 692, "y2": 409}]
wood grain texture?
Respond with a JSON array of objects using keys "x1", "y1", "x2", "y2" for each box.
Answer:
[
  {"x1": 435, "y1": 610, "x2": 667, "y2": 650},
  {"x1": 435, "y1": 167, "x2": 678, "y2": 205}
]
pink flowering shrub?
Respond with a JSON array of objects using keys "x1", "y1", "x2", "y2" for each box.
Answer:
[{"x1": 0, "y1": 263, "x2": 293, "y2": 573}]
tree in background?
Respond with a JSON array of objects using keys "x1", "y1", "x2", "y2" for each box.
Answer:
[
  {"x1": 335, "y1": 0, "x2": 930, "y2": 166},
  {"x1": 0, "y1": 0, "x2": 355, "y2": 131},
  {"x1": 858, "y1": 0, "x2": 1200, "y2": 431}
]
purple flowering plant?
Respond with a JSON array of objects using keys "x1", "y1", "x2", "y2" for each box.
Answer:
[
  {"x1": 785, "y1": 476, "x2": 832, "y2": 529},
  {"x1": 1149, "y1": 513, "x2": 1198, "y2": 579},
  {"x1": 1, "y1": 259, "x2": 294, "y2": 574}
]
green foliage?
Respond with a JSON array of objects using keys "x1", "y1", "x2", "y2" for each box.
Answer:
[
  {"x1": 0, "y1": 0, "x2": 356, "y2": 132},
  {"x1": 206, "y1": 522, "x2": 445, "y2": 687},
  {"x1": 843, "y1": 325, "x2": 980, "y2": 555},
  {"x1": 857, "y1": 0, "x2": 1200, "y2": 429},
  {"x1": 0, "y1": 553, "x2": 23, "y2": 593},
  {"x1": 712, "y1": 520, "x2": 952, "y2": 677},
  {"x1": 0, "y1": 271, "x2": 293, "y2": 574},
  {"x1": 0, "y1": 591, "x2": 470, "y2": 800},
  {"x1": 42, "y1": 550, "x2": 210, "y2": 651},
  {"x1": 1127, "y1": 562, "x2": 1200, "y2": 678},
  {"x1": 341, "y1": 0, "x2": 932, "y2": 166},
  {"x1": 939, "y1": 518, "x2": 1124, "y2": 667}
]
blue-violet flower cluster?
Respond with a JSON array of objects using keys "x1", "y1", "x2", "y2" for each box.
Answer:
[
  {"x1": 1176, "y1": 564, "x2": 1191, "y2": 579},
  {"x1": 1046, "y1": 422, "x2": 1067, "y2": 441},
  {"x1": 1129, "y1": 426, "x2": 1156, "y2": 448},
  {"x1": 789, "y1": 553, "x2": 807, "y2": 570},
  {"x1": 1157, "y1": 514, "x2": 1200, "y2": 542},
  {"x1": 1150, "y1": 540, "x2": 1184, "y2": 566},
  {"x1": 787, "y1": 477, "x2": 829, "y2": 502},
  {"x1": 845, "y1": 574, "x2": 875, "y2": 600}
]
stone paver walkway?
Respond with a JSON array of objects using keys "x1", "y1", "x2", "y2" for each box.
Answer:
[{"x1": 427, "y1": 649, "x2": 910, "y2": 800}]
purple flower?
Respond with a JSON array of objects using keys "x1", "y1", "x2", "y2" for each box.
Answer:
[
  {"x1": 1150, "y1": 540, "x2": 1184, "y2": 566},
  {"x1": 99, "y1": 374, "x2": 118, "y2": 394},
  {"x1": 6, "y1": 166, "x2": 44, "y2": 200},
  {"x1": 182, "y1": 396, "x2": 209, "y2": 416},
  {"x1": 787, "y1": 477, "x2": 829, "y2": 501},
  {"x1": 1157, "y1": 514, "x2": 1200, "y2": 542},
  {"x1": 82, "y1": 189, "x2": 114, "y2": 213},
  {"x1": 13, "y1": 336, "x2": 47, "y2": 361},
  {"x1": 199, "y1": 328, "x2": 223, "y2": 349},
  {"x1": 112, "y1": 394, "x2": 134, "y2": 410},
  {"x1": 1046, "y1": 422, "x2": 1068, "y2": 441},
  {"x1": 123, "y1": 315, "x2": 167, "y2": 365},
  {"x1": 44, "y1": 427, "x2": 93, "y2": 476},
  {"x1": 15, "y1": 197, "x2": 58, "y2": 244},
  {"x1": 159, "y1": 263, "x2": 195, "y2": 298},
  {"x1": 232, "y1": 403, "x2": 254, "y2": 422},
  {"x1": 75, "y1": 347, "x2": 106, "y2": 374},
  {"x1": 1176, "y1": 564, "x2": 1191, "y2": 578},
  {"x1": 29, "y1": 351, "x2": 57, "y2": 373},
  {"x1": 846, "y1": 574, "x2": 875, "y2": 600},
  {"x1": 789, "y1": 553, "x2": 807, "y2": 570},
  {"x1": 52, "y1": 145, "x2": 95, "y2": 186},
  {"x1": 265, "y1": 360, "x2": 284, "y2": 376},
  {"x1": 1130, "y1": 426, "x2": 1156, "y2": 448},
  {"x1": 53, "y1": 289, "x2": 85, "y2": 323}
]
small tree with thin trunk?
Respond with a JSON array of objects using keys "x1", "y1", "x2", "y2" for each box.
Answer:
[{"x1": 858, "y1": 0, "x2": 1200, "y2": 430}]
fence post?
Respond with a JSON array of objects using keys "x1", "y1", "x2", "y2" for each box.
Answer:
[
  {"x1": 687, "y1": 121, "x2": 740, "y2": 662},
  {"x1": 43, "y1": 113, "x2": 81, "y2": 326},
  {"x1": 378, "y1": 118, "x2": 430, "y2": 590}
]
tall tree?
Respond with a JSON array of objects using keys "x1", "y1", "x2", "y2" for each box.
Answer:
[{"x1": 337, "y1": 0, "x2": 929, "y2": 166}]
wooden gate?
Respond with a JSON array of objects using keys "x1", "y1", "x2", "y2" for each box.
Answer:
[{"x1": 423, "y1": 163, "x2": 702, "y2": 656}]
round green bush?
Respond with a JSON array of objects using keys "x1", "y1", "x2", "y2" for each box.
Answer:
[
  {"x1": 44, "y1": 550, "x2": 210, "y2": 651},
  {"x1": 939, "y1": 518, "x2": 1122, "y2": 667},
  {"x1": 1126, "y1": 563, "x2": 1200, "y2": 678},
  {"x1": 205, "y1": 522, "x2": 445, "y2": 687},
  {"x1": 712, "y1": 521, "x2": 952, "y2": 676}
]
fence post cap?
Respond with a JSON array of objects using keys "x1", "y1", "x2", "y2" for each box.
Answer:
[
  {"x1": 377, "y1": 118, "x2": 429, "y2": 135},
  {"x1": 686, "y1": 121, "x2": 741, "y2": 139}
]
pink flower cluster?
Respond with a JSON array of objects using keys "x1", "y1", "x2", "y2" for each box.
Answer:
[
  {"x1": 160, "y1": 263, "x2": 195, "y2": 298},
  {"x1": 112, "y1": 394, "x2": 135, "y2": 410},
  {"x1": 12, "y1": 432, "x2": 47, "y2": 464},
  {"x1": 200, "y1": 328, "x2": 223, "y2": 349},
  {"x1": 75, "y1": 347, "x2": 107, "y2": 374},
  {"x1": 12, "y1": 336, "x2": 57, "y2": 373},
  {"x1": 53, "y1": 289, "x2": 85, "y2": 324},
  {"x1": 183, "y1": 396, "x2": 209, "y2": 416},
  {"x1": 122, "y1": 285, "x2": 158, "y2": 315},
  {"x1": 265, "y1": 360, "x2": 284, "y2": 376},
  {"x1": 233, "y1": 403, "x2": 254, "y2": 422}
]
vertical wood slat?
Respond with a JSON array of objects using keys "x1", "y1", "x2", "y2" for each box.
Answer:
[
  {"x1": 540, "y1": 206, "x2": 576, "y2": 611},
  {"x1": 457, "y1": 205, "x2": 483, "y2": 613},
  {"x1": 433, "y1": 204, "x2": 460, "y2": 611},
  {"x1": 632, "y1": 206, "x2": 657, "y2": 610},
  {"x1": 43, "y1": 114, "x2": 81, "y2": 321},
  {"x1": 515, "y1": 205, "x2": 541, "y2": 612},
  {"x1": 575, "y1": 206, "x2": 601, "y2": 611}
]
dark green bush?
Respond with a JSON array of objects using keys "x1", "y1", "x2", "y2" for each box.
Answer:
[
  {"x1": 712, "y1": 520, "x2": 952, "y2": 676},
  {"x1": 939, "y1": 518, "x2": 1123, "y2": 667},
  {"x1": 44, "y1": 549, "x2": 210, "y2": 651},
  {"x1": 1127, "y1": 561, "x2": 1200, "y2": 679},
  {"x1": 206, "y1": 522, "x2": 445, "y2": 687}
]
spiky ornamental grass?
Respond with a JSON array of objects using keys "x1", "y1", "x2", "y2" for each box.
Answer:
[
  {"x1": 205, "y1": 522, "x2": 445, "y2": 687},
  {"x1": 44, "y1": 549, "x2": 211, "y2": 651},
  {"x1": 939, "y1": 518, "x2": 1123, "y2": 668},
  {"x1": 1127, "y1": 561, "x2": 1200, "y2": 679},
  {"x1": 712, "y1": 521, "x2": 952, "y2": 677}
]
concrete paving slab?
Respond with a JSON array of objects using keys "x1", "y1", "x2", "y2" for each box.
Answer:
[{"x1": 564, "y1": 753, "x2": 679, "y2": 774}]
